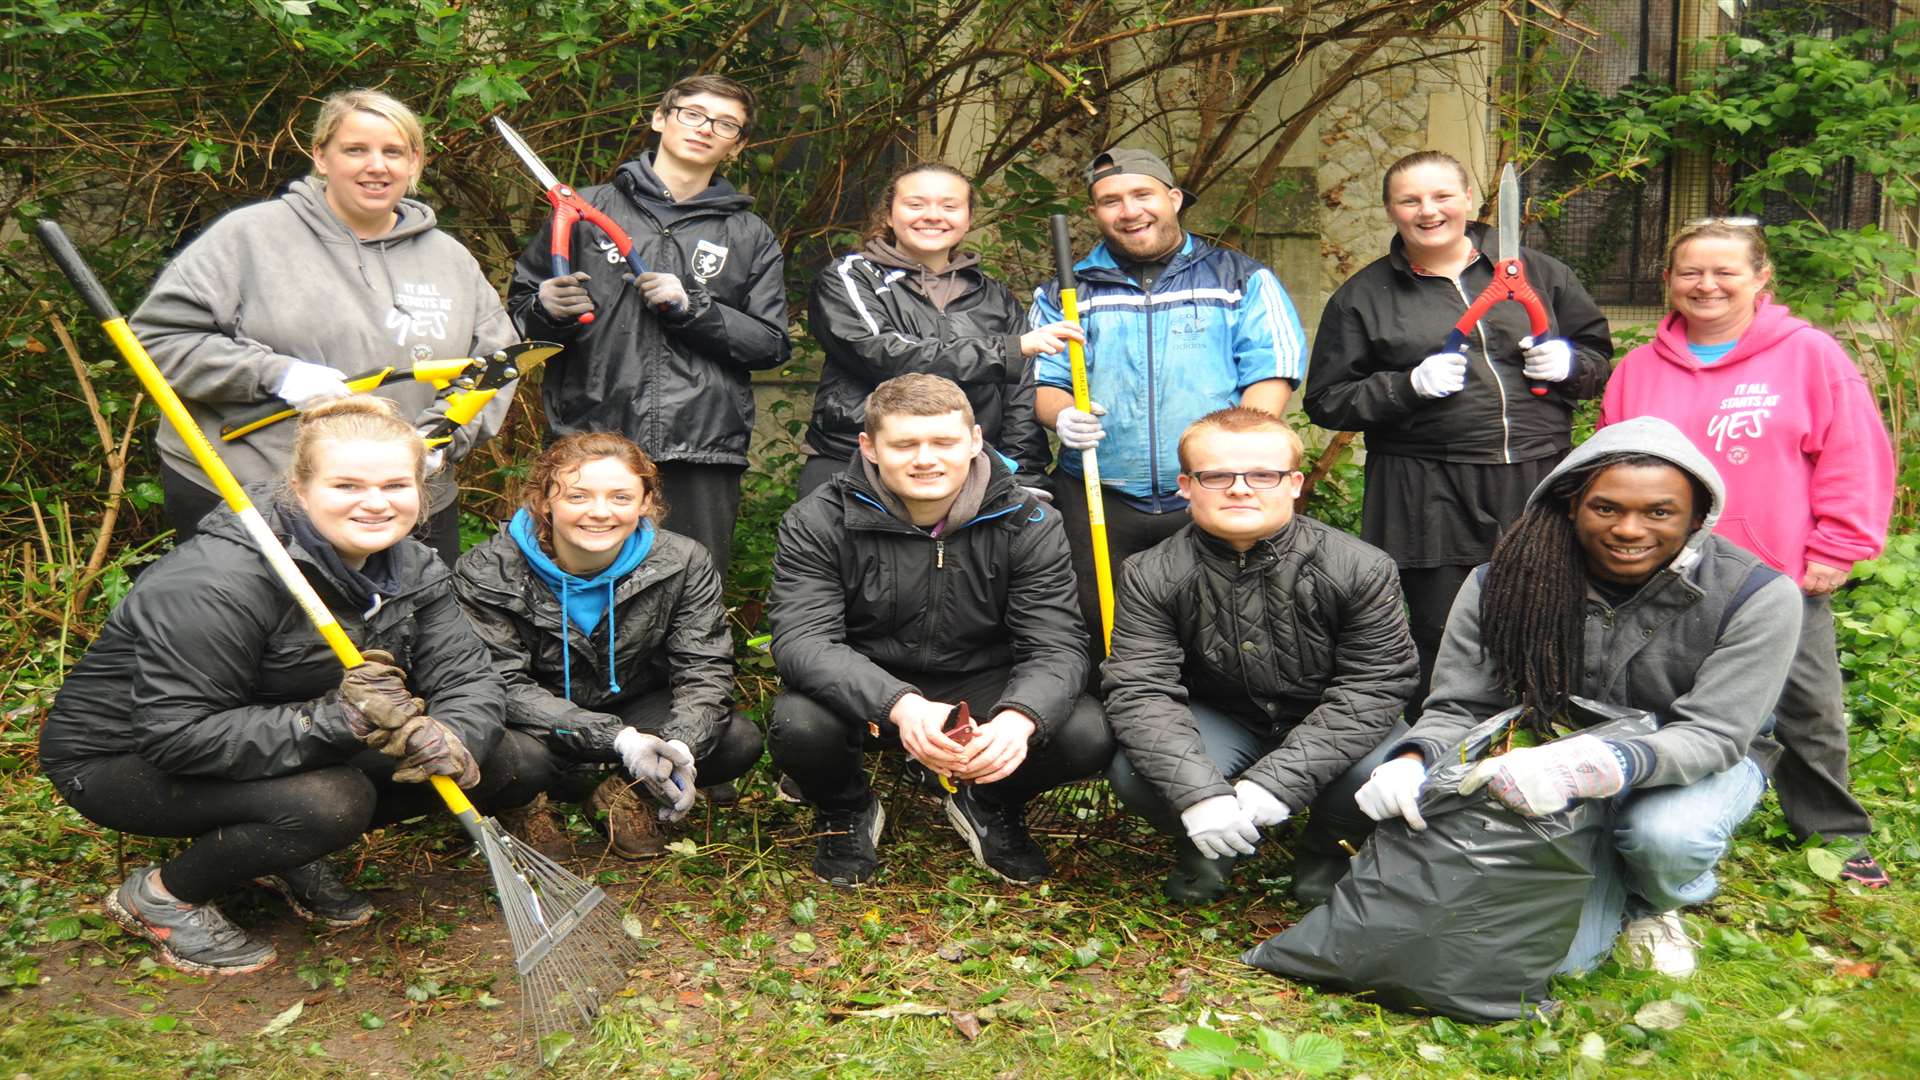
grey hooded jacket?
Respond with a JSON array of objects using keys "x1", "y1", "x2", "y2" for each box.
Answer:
[
  {"x1": 130, "y1": 177, "x2": 520, "y2": 512},
  {"x1": 1399, "y1": 416, "x2": 1802, "y2": 788}
]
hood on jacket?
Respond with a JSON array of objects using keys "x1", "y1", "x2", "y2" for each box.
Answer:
[
  {"x1": 860, "y1": 237, "x2": 981, "y2": 311},
  {"x1": 194, "y1": 490, "x2": 449, "y2": 602},
  {"x1": 613, "y1": 153, "x2": 753, "y2": 225},
  {"x1": 284, "y1": 176, "x2": 438, "y2": 302},
  {"x1": 507, "y1": 507, "x2": 655, "y2": 700},
  {"x1": 1648, "y1": 296, "x2": 1811, "y2": 371},
  {"x1": 1530, "y1": 416, "x2": 1726, "y2": 574}
]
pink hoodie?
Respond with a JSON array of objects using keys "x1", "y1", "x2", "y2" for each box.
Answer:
[{"x1": 1599, "y1": 298, "x2": 1894, "y2": 582}]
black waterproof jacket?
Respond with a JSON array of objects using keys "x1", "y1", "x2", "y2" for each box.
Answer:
[
  {"x1": 507, "y1": 154, "x2": 790, "y2": 465},
  {"x1": 41, "y1": 502, "x2": 504, "y2": 782},
  {"x1": 805, "y1": 250, "x2": 1049, "y2": 476},
  {"x1": 451, "y1": 525, "x2": 734, "y2": 761},
  {"x1": 1101, "y1": 519, "x2": 1419, "y2": 814},
  {"x1": 1304, "y1": 224, "x2": 1612, "y2": 464},
  {"x1": 769, "y1": 456, "x2": 1088, "y2": 739}
]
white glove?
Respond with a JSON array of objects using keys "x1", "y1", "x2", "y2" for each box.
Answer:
[
  {"x1": 275, "y1": 361, "x2": 351, "y2": 411},
  {"x1": 416, "y1": 426, "x2": 447, "y2": 476},
  {"x1": 1459, "y1": 733, "x2": 1624, "y2": 817},
  {"x1": 1233, "y1": 779, "x2": 1291, "y2": 827},
  {"x1": 1054, "y1": 401, "x2": 1107, "y2": 450},
  {"x1": 1354, "y1": 756, "x2": 1430, "y2": 831},
  {"x1": 613, "y1": 728, "x2": 697, "y2": 819},
  {"x1": 1409, "y1": 352, "x2": 1468, "y2": 399},
  {"x1": 1521, "y1": 336, "x2": 1573, "y2": 383},
  {"x1": 633, "y1": 271, "x2": 690, "y2": 316},
  {"x1": 1180, "y1": 794, "x2": 1262, "y2": 859}
]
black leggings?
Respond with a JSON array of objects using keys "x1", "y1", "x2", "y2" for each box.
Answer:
[{"x1": 48, "y1": 729, "x2": 549, "y2": 904}]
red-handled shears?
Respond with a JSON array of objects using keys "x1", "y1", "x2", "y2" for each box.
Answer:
[
  {"x1": 493, "y1": 117, "x2": 648, "y2": 325},
  {"x1": 1442, "y1": 163, "x2": 1551, "y2": 395}
]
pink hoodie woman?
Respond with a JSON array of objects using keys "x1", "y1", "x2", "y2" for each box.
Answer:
[{"x1": 1600, "y1": 297, "x2": 1893, "y2": 582}]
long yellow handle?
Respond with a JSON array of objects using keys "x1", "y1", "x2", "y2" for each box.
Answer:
[{"x1": 1059, "y1": 287, "x2": 1115, "y2": 654}]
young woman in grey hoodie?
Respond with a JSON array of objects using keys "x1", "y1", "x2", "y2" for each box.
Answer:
[{"x1": 130, "y1": 89, "x2": 518, "y2": 563}]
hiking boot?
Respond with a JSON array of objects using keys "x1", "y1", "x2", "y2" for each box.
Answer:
[
  {"x1": 1162, "y1": 837, "x2": 1236, "y2": 905},
  {"x1": 254, "y1": 859, "x2": 374, "y2": 928},
  {"x1": 944, "y1": 786, "x2": 1049, "y2": 885},
  {"x1": 497, "y1": 792, "x2": 571, "y2": 858},
  {"x1": 586, "y1": 776, "x2": 667, "y2": 859},
  {"x1": 1841, "y1": 851, "x2": 1891, "y2": 889},
  {"x1": 700, "y1": 781, "x2": 741, "y2": 808},
  {"x1": 104, "y1": 866, "x2": 276, "y2": 976},
  {"x1": 1621, "y1": 911, "x2": 1697, "y2": 978},
  {"x1": 1290, "y1": 851, "x2": 1350, "y2": 908},
  {"x1": 813, "y1": 796, "x2": 885, "y2": 887},
  {"x1": 774, "y1": 775, "x2": 806, "y2": 803}
]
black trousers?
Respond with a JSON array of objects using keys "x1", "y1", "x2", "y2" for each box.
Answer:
[
  {"x1": 655, "y1": 461, "x2": 746, "y2": 582},
  {"x1": 1772, "y1": 593, "x2": 1872, "y2": 840},
  {"x1": 507, "y1": 689, "x2": 767, "y2": 804},
  {"x1": 767, "y1": 665, "x2": 1114, "y2": 811},
  {"x1": 796, "y1": 454, "x2": 842, "y2": 500},
  {"x1": 49, "y1": 729, "x2": 549, "y2": 904},
  {"x1": 1049, "y1": 470, "x2": 1190, "y2": 676},
  {"x1": 1397, "y1": 564, "x2": 1474, "y2": 721},
  {"x1": 161, "y1": 462, "x2": 463, "y2": 566}
]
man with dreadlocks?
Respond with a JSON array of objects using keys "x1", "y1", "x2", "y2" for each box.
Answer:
[{"x1": 1355, "y1": 416, "x2": 1802, "y2": 978}]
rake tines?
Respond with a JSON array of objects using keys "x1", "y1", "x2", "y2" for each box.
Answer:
[{"x1": 479, "y1": 819, "x2": 642, "y2": 1053}]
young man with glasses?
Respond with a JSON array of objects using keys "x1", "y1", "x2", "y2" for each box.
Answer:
[
  {"x1": 1102, "y1": 408, "x2": 1420, "y2": 905},
  {"x1": 509, "y1": 74, "x2": 790, "y2": 580}
]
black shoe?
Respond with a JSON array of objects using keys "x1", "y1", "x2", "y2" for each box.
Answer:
[
  {"x1": 106, "y1": 867, "x2": 277, "y2": 976},
  {"x1": 1162, "y1": 838, "x2": 1235, "y2": 905},
  {"x1": 944, "y1": 786, "x2": 1050, "y2": 885},
  {"x1": 1841, "y1": 851, "x2": 1891, "y2": 889},
  {"x1": 1290, "y1": 851, "x2": 1351, "y2": 908},
  {"x1": 700, "y1": 781, "x2": 741, "y2": 808},
  {"x1": 813, "y1": 797, "x2": 885, "y2": 887},
  {"x1": 254, "y1": 859, "x2": 376, "y2": 928}
]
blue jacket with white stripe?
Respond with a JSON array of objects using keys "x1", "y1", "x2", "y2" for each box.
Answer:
[{"x1": 1030, "y1": 234, "x2": 1307, "y2": 502}]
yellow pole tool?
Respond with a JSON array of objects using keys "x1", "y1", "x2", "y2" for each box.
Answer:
[{"x1": 1049, "y1": 214, "x2": 1115, "y2": 653}]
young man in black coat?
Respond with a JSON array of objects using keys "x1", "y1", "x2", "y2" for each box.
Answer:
[
  {"x1": 1103, "y1": 408, "x2": 1420, "y2": 904},
  {"x1": 508, "y1": 74, "x2": 790, "y2": 577},
  {"x1": 768, "y1": 374, "x2": 1113, "y2": 887}
]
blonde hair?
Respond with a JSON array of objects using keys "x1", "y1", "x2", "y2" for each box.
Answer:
[
  {"x1": 311, "y1": 89, "x2": 426, "y2": 194},
  {"x1": 1178, "y1": 407, "x2": 1306, "y2": 473},
  {"x1": 1664, "y1": 219, "x2": 1773, "y2": 278},
  {"x1": 284, "y1": 395, "x2": 427, "y2": 496}
]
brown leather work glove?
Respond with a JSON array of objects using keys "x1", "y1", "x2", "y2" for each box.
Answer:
[
  {"x1": 389, "y1": 717, "x2": 482, "y2": 789},
  {"x1": 339, "y1": 649, "x2": 425, "y2": 744}
]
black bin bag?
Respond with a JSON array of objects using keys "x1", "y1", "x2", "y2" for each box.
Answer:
[{"x1": 1242, "y1": 698, "x2": 1657, "y2": 1023}]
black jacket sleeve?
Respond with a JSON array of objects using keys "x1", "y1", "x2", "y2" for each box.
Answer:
[
  {"x1": 1302, "y1": 284, "x2": 1424, "y2": 432},
  {"x1": 769, "y1": 503, "x2": 915, "y2": 725},
  {"x1": 664, "y1": 223, "x2": 790, "y2": 372},
  {"x1": 1239, "y1": 555, "x2": 1418, "y2": 809},
  {"x1": 1536, "y1": 251, "x2": 1614, "y2": 402},
  {"x1": 991, "y1": 506, "x2": 1089, "y2": 740},
  {"x1": 393, "y1": 585, "x2": 506, "y2": 765},
  {"x1": 656, "y1": 547, "x2": 737, "y2": 757},
  {"x1": 808, "y1": 258, "x2": 1012, "y2": 387},
  {"x1": 1100, "y1": 557, "x2": 1233, "y2": 814},
  {"x1": 997, "y1": 351, "x2": 1052, "y2": 480}
]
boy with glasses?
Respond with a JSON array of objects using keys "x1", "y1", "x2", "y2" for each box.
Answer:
[
  {"x1": 1103, "y1": 408, "x2": 1419, "y2": 905},
  {"x1": 509, "y1": 74, "x2": 790, "y2": 580}
]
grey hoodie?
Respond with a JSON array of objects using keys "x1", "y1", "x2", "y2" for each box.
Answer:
[
  {"x1": 131, "y1": 177, "x2": 519, "y2": 511},
  {"x1": 1404, "y1": 416, "x2": 1803, "y2": 788}
]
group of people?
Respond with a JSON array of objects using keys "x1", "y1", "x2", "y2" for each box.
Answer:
[{"x1": 42, "y1": 75, "x2": 1894, "y2": 997}]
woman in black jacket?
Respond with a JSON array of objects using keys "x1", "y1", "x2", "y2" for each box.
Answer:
[
  {"x1": 452, "y1": 433, "x2": 762, "y2": 858},
  {"x1": 800, "y1": 162, "x2": 1085, "y2": 495},
  {"x1": 42, "y1": 398, "x2": 534, "y2": 976},
  {"x1": 1303, "y1": 151, "x2": 1613, "y2": 712}
]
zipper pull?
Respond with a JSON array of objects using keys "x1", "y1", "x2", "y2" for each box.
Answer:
[{"x1": 936, "y1": 540, "x2": 945, "y2": 569}]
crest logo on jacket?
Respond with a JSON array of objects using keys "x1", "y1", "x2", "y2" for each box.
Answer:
[{"x1": 691, "y1": 239, "x2": 729, "y2": 282}]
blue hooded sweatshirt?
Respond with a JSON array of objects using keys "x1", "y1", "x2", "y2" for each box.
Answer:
[{"x1": 507, "y1": 507, "x2": 655, "y2": 700}]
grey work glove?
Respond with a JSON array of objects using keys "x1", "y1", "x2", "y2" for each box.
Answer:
[
  {"x1": 631, "y1": 271, "x2": 690, "y2": 316},
  {"x1": 1409, "y1": 352, "x2": 1468, "y2": 399},
  {"x1": 537, "y1": 271, "x2": 594, "y2": 321},
  {"x1": 339, "y1": 650, "x2": 426, "y2": 747},
  {"x1": 613, "y1": 728, "x2": 698, "y2": 821},
  {"x1": 389, "y1": 716, "x2": 482, "y2": 789},
  {"x1": 1054, "y1": 401, "x2": 1107, "y2": 450}
]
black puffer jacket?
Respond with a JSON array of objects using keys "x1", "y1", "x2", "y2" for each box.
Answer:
[
  {"x1": 805, "y1": 247, "x2": 1049, "y2": 476},
  {"x1": 41, "y1": 502, "x2": 504, "y2": 782},
  {"x1": 769, "y1": 456, "x2": 1087, "y2": 738},
  {"x1": 1305, "y1": 223, "x2": 1612, "y2": 464},
  {"x1": 508, "y1": 154, "x2": 790, "y2": 465},
  {"x1": 451, "y1": 525, "x2": 734, "y2": 760},
  {"x1": 1101, "y1": 519, "x2": 1418, "y2": 813}
]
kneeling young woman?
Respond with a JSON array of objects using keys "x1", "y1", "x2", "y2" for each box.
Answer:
[
  {"x1": 42, "y1": 398, "x2": 542, "y2": 976},
  {"x1": 453, "y1": 433, "x2": 763, "y2": 857}
]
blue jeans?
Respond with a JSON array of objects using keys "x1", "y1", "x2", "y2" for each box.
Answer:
[{"x1": 1558, "y1": 757, "x2": 1766, "y2": 973}]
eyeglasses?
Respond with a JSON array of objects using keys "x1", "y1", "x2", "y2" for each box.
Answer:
[
  {"x1": 666, "y1": 106, "x2": 744, "y2": 140},
  {"x1": 1187, "y1": 469, "x2": 1298, "y2": 490}
]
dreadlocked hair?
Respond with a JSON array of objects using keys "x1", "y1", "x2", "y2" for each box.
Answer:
[{"x1": 1480, "y1": 452, "x2": 1698, "y2": 733}]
